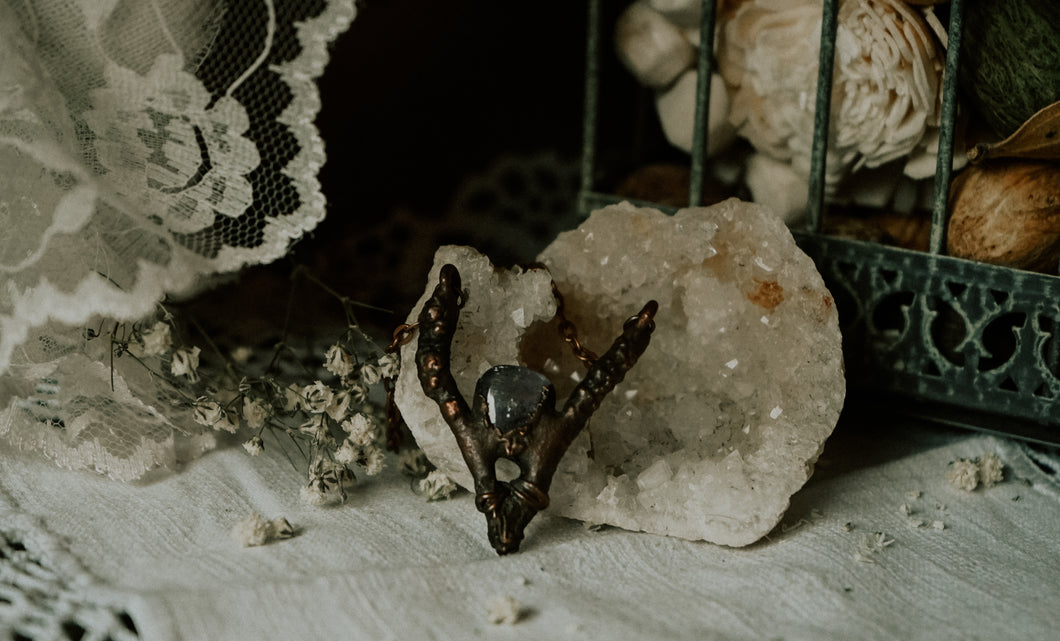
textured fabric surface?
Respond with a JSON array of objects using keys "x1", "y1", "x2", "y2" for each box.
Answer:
[{"x1": 1, "y1": 416, "x2": 1059, "y2": 640}]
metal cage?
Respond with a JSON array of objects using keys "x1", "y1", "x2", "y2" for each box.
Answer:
[{"x1": 578, "y1": 0, "x2": 1060, "y2": 445}]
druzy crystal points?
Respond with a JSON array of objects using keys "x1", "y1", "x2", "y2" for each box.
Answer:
[{"x1": 395, "y1": 199, "x2": 844, "y2": 546}]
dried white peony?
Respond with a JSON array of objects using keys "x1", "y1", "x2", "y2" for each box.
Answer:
[{"x1": 718, "y1": 0, "x2": 944, "y2": 192}]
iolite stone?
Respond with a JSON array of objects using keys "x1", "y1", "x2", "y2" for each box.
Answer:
[{"x1": 475, "y1": 365, "x2": 554, "y2": 434}]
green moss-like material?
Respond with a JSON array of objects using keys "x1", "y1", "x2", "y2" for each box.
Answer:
[{"x1": 959, "y1": 0, "x2": 1060, "y2": 138}]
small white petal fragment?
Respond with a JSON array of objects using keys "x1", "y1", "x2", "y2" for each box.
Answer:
[
  {"x1": 946, "y1": 459, "x2": 980, "y2": 492},
  {"x1": 231, "y1": 513, "x2": 296, "y2": 547},
  {"x1": 232, "y1": 512, "x2": 270, "y2": 547},
  {"x1": 977, "y1": 452, "x2": 1004, "y2": 487}
]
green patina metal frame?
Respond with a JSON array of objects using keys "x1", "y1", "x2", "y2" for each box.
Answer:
[{"x1": 579, "y1": 0, "x2": 1060, "y2": 445}]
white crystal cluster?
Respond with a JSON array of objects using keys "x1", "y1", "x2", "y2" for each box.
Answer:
[{"x1": 395, "y1": 200, "x2": 844, "y2": 546}]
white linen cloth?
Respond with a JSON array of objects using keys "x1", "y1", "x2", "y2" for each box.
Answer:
[{"x1": 2, "y1": 416, "x2": 1058, "y2": 640}]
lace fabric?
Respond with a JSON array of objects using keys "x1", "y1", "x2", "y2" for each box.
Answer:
[{"x1": 0, "y1": 0, "x2": 355, "y2": 480}]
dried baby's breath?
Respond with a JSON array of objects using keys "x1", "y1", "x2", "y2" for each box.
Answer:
[
  {"x1": 231, "y1": 512, "x2": 296, "y2": 547},
  {"x1": 946, "y1": 459, "x2": 980, "y2": 491},
  {"x1": 420, "y1": 470, "x2": 459, "y2": 501},
  {"x1": 977, "y1": 452, "x2": 1004, "y2": 487},
  {"x1": 171, "y1": 346, "x2": 201, "y2": 381},
  {"x1": 242, "y1": 436, "x2": 264, "y2": 456}
]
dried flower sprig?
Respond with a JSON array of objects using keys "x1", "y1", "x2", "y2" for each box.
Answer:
[{"x1": 86, "y1": 269, "x2": 402, "y2": 506}]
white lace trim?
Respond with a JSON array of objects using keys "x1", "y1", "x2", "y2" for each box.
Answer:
[{"x1": 0, "y1": 0, "x2": 356, "y2": 480}]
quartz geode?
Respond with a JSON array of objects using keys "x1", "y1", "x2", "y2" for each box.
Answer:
[{"x1": 395, "y1": 199, "x2": 844, "y2": 546}]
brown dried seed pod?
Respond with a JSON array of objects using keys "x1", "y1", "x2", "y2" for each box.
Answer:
[{"x1": 946, "y1": 160, "x2": 1060, "y2": 273}]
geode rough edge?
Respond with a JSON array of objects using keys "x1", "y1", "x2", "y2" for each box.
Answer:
[{"x1": 396, "y1": 199, "x2": 844, "y2": 546}]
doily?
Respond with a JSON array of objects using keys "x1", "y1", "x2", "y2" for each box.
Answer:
[{"x1": 0, "y1": 0, "x2": 356, "y2": 480}]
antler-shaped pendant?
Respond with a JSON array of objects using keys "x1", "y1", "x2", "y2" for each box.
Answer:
[{"x1": 416, "y1": 264, "x2": 658, "y2": 554}]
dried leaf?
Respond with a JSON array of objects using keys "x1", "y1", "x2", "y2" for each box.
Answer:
[{"x1": 968, "y1": 99, "x2": 1060, "y2": 164}]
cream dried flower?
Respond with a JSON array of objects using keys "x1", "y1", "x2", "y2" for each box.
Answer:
[
  {"x1": 215, "y1": 411, "x2": 240, "y2": 434},
  {"x1": 283, "y1": 383, "x2": 304, "y2": 412},
  {"x1": 334, "y1": 439, "x2": 358, "y2": 465},
  {"x1": 298, "y1": 415, "x2": 328, "y2": 441},
  {"x1": 243, "y1": 397, "x2": 269, "y2": 430},
  {"x1": 243, "y1": 436, "x2": 264, "y2": 456},
  {"x1": 324, "y1": 344, "x2": 354, "y2": 378},
  {"x1": 231, "y1": 513, "x2": 294, "y2": 547},
  {"x1": 362, "y1": 448, "x2": 386, "y2": 476},
  {"x1": 359, "y1": 362, "x2": 382, "y2": 386},
  {"x1": 486, "y1": 595, "x2": 523, "y2": 625},
  {"x1": 301, "y1": 381, "x2": 334, "y2": 414},
  {"x1": 977, "y1": 452, "x2": 1004, "y2": 488},
  {"x1": 946, "y1": 458, "x2": 980, "y2": 491},
  {"x1": 300, "y1": 483, "x2": 329, "y2": 506},
  {"x1": 231, "y1": 512, "x2": 271, "y2": 547},
  {"x1": 192, "y1": 396, "x2": 224, "y2": 427},
  {"x1": 342, "y1": 413, "x2": 375, "y2": 447},
  {"x1": 420, "y1": 470, "x2": 459, "y2": 501},
  {"x1": 345, "y1": 382, "x2": 369, "y2": 405},
  {"x1": 326, "y1": 389, "x2": 352, "y2": 422},
  {"x1": 718, "y1": 0, "x2": 944, "y2": 192},
  {"x1": 377, "y1": 352, "x2": 401, "y2": 380},
  {"x1": 171, "y1": 346, "x2": 202, "y2": 381},
  {"x1": 137, "y1": 321, "x2": 172, "y2": 357}
]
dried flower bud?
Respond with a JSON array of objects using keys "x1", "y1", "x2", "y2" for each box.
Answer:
[
  {"x1": 171, "y1": 346, "x2": 201, "y2": 381},
  {"x1": 977, "y1": 452, "x2": 1004, "y2": 487},
  {"x1": 362, "y1": 448, "x2": 386, "y2": 476},
  {"x1": 946, "y1": 458, "x2": 980, "y2": 492},
  {"x1": 359, "y1": 362, "x2": 382, "y2": 386},
  {"x1": 138, "y1": 321, "x2": 172, "y2": 357},
  {"x1": 485, "y1": 595, "x2": 523, "y2": 625},
  {"x1": 334, "y1": 439, "x2": 358, "y2": 465},
  {"x1": 283, "y1": 383, "x2": 303, "y2": 412},
  {"x1": 301, "y1": 381, "x2": 334, "y2": 414},
  {"x1": 419, "y1": 470, "x2": 459, "y2": 501},
  {"x1": 215, "y1": 411, "x2": 240, "y2": 434},
  {"x1": 377, "y1": 352, "x2": 400, "y2": 379},
  {"x1": 324, "y1": 344, "x2": 354, "y2": 377},
  {"x1": 268, "y1": 517, "x2": 295, "y2": 540},
  {"x1": 192, "y1": 396, "x2": 224, "y2": 427},
  {"x1": 345, "y1": 382, "x2": 369, "y2": 405},
  {"x1": 615, "y1": 1, "x2": 695, "y2": 89},
  {"x1": 298, "y1": 415, "x2": 327, "y2": 440},
  {"x1": 243, "y1": 436, "x2": 264, "y2": 456},
  {"x1": 231, "y1": 512, "x2": 270, "y2": 547},
  {"x1": 300, "y1": 483, "x2": 328, "y2": 506},
  {"x1": 326, "y1": 389, "x2": 352, "y2": 422},
  {"x1": 243, "y1": 397, "x2": 269, "y2": 430},
  {"x1": 342, "y1": 413, "x2": 376, "y2": 447}
]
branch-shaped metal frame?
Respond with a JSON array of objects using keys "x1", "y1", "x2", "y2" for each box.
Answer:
[{"x1": 416, "y1": 264, "x2": 658, "y2": 554}]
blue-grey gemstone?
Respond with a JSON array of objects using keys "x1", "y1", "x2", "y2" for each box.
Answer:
[{"x1": 475, "y1": 365, "x2": 554, "y2": 434}]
